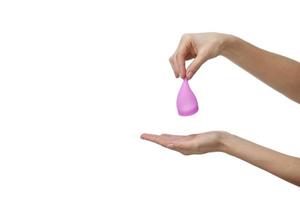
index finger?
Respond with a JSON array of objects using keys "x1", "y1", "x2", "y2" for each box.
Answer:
[
  {"x1": 174, "y1": 52, "x2": 186, "y2": 79},
  {"x1": 140, "y1": 133, "x2": 168, "y2": 147}
]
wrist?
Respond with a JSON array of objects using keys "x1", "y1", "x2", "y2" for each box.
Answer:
[
  {"x1": 218, "y1": 131, "x2": 234, "y2": 153},
  {"x1": 220, "y1": 34, "x2": 238, "y2": 57}
]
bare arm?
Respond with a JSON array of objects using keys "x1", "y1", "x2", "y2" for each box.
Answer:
[
  {"x1": 222, "y1": 36, "x2": 300, "y2": 103},
  {"x1": 220, "y1": 132, "x2": 300, "y2": 186},
  {"x1": 141, "y1": 132, "x2": 300, "y2": 186},
  {"x1": 169, "y1": 33, "x2": 300, "y2": 103}
]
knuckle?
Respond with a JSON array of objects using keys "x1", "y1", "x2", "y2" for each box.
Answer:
[
  {"x1": 175, "y1": 52, "x2": 184, "y2": 61},
  {"x1": 182, "y1": 33, "x2": 191, "y2": 40},
  {"x1": 188, "y1": 67, "x2": 195, "y2": 74},
  {"x1": 176, "y1": 51, "x2": 185, "y2": 57}
]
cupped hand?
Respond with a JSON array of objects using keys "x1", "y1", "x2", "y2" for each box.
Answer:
[
  {"x1": 169, "y1": 32, "x2": 234, "y2": 79},
  {"x1": 140, "y1": 131, "x2": 228, "y2": 155}
]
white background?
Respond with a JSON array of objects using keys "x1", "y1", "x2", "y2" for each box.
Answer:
[{"x1": 0, "y1": 0, "x2": 299, "y2": 199}]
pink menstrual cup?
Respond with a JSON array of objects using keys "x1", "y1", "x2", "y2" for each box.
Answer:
[{"x1": 176, "y1": 79, "x2": 198, "y2": 116}]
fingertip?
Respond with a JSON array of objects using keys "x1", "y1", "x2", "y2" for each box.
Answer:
[
  {"x1": 179, "y1": 70, "x2": 186, "y2": 79},
  {"x1": 140, "y1": 133, "x2": 152, "y2": 140},
  {"x1": 179, "y1": 65, "x2": 186, "y2": 79},
  {"x1": 170, "y1": 63, "x2": 180, "y2": 78},
  {"x1": 140, "y1": 133, "x2": 158, "y2": 140}
]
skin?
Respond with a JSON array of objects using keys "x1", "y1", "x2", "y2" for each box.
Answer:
[{"x1": 141, "y1": 33, "x2": 300, "y2": 186}]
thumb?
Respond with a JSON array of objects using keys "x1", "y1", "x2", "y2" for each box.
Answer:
[{"x1": 186, "y1": 55, "x2": 207, "y2": 80}]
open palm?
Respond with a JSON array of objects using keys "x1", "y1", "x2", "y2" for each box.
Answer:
[{"x1": 141, "y1": 131, "x2": 226, "y2": 155}]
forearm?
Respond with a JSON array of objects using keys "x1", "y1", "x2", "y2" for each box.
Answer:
[
  {"x1": 219, "y1": 132, "x2": 300, "y2": 186},
  {"x1": 222, "y1": 35, "x2": 300, "y2": 103}
]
